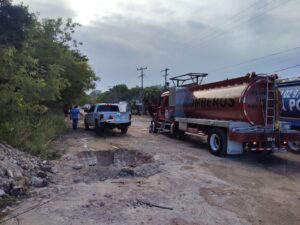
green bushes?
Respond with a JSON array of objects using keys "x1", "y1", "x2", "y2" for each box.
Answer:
[
  {"x1": 0, "y1": 1, "x2": 98, "y2": 156},
  {"x1": 0, "y1": 112, "x2": 66, "y2": 158}
]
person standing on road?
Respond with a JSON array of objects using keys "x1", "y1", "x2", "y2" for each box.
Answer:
[{"x1": 70, "y1": 105, "x2": 81, "y2": 130}]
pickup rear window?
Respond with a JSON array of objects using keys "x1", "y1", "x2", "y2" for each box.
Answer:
[{"x1": 97, "y1": 105, "x2": 119, "y2": 112}]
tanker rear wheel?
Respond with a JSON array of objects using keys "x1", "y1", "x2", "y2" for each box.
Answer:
[
  {"x1": 171, "y1": 122, "x2": 184, "y2": 139},
  {"x1": 288, "y1": 141, "x2": 300, "y2": 154},
  {"x1": 208, "y1": 128, "x2": 227, "y2": 156}
]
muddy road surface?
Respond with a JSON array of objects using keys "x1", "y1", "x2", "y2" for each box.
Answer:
[{"x1": 3, "y1": 116, "x2": 300, "y2": 225}]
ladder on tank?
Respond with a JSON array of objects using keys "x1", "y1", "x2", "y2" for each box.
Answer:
[
  {"x1": 265, "y1": 76, "x2": 276, "y2": 129},
  {"x1": 264, "y1": 76, "x2": 277, "y2": 146}
]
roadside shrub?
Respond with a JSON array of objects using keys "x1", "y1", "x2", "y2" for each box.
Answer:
[
  {"x1": 0, "y1": 111, "x2": 66, "y2": 158},
  {"x1": 0, "y1": 1, "x2": 97, "y2": 158}
]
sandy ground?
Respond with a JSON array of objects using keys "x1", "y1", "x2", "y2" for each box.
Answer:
[{"x1": 2, "y1": 116, "x2": 300, "y2": 225}]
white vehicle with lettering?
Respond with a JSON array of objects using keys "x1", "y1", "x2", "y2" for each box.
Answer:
[
  {"x1": 278, "y1": 77, "x2": 300, "y2": 153},
  {"x1": 84, "y1": 103, "x2": 131, "y2": 134}
]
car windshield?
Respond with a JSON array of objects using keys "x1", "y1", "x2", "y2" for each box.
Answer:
[{"x1": 97, "y1": 105, "x2": 119, "y2": 112}]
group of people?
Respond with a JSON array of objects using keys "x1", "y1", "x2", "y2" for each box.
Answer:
[{"x1": 69, "y1": 105, "x2": 82, "y2": 130}]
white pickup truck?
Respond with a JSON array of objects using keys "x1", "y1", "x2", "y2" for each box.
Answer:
[{"x1": 84, "y1": 103, "x2": 131, "y2": 134}]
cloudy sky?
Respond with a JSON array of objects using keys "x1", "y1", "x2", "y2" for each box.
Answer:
[{"x1": 15, "y1": 0, "x2": 300, "y2": 90}]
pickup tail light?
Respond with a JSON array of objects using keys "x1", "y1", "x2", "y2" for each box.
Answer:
[{"x1": 99, "y1": 114, "x2": 104, "y2": 120}]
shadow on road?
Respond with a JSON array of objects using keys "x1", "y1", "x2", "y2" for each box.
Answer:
[
  {"x1": 75, "y1": 127, "x2": 131, "y2": 139},
  {"x1": 228, "y1": 152, "x2": 300, "y2": 176},
  {"x1": 165, "y1": 133, "x2": 300, "y2": 176}
]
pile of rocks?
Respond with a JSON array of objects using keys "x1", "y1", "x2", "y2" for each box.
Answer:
[{"x1": 0, "y1": 143, "x2": 53, "y2": 199}]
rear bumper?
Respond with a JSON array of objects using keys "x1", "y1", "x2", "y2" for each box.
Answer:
[
  {"x1": 229, "y1": 131, "x2": 300, "y2": 142},
  {"x1": 98, "y1": 121, "x2": 131, "y2": 129},
  {"x1": 229, "y1": 130, "x2": 299, "y2": 151},
  {"x1": 249, "y1": 146, "x2": 287, "y2": 151}
]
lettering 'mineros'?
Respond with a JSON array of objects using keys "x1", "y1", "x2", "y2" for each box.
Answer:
[{"x1": 191, "y1": 98, "x2": 235, "y2": 108}]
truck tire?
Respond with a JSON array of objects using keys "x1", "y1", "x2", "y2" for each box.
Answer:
[
  {"x1": 84, "y1": 119, "x2": 89, "y2": 130},
  {"x1": 172, "y1": 123, "x2": 184, "y2": 139},
  {"x1": 95, "y1": 120, "x2": 102, "y2": 135},
  {"x1": 208, "y1": 128, "x2": 227, "y2": 156},
  {"x1": 149, "y1": 120, "x2": 158, "y2": 133},
  {"x1": 288, "y1": 141, "x2": 300, "y2": 154},
  {"x1": 121, "y1": 127, "x2": 128, "y2": 134}
]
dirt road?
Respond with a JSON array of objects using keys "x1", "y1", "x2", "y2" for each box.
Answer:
[{"x1": 3, "y1": 116, "x2": 300, "y2": 225}]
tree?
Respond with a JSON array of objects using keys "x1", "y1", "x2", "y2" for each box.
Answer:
[
  {"x1": 95, "y1": 84, "x2": 163, "y2": 114},
  {"x1": 0, "y1": 0, "x2": 33, "y2": 48},
  {"x1": 143, "y1": 86, "x2": 163, "y2": 112},
  {"x1": 27, "y1": 17, "x2": 98, "y2": 108},
  {"x1": 0, "y1": 1, "x2": 98, "y2": 153},
  {"x1": 109, "y1": 84, "x2": 129, "y2": 102}
]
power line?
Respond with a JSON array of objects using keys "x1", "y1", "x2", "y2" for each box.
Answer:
[
  {"x1": 195, "y1": 0, "x2": 274, "y2": 44},
  {"x1": 194, "y1": 0, "x2": 292, "y2": 47},
  {"x1": 197, "y1": 0, "x2": 290, "y2": 45},
  {"x1": 269, "y1": 63, "x2": 300, "y2": 73},
  {"x1": 210, "y1": 45, "x2": 300, "y2": 72},
  {"x1": 222, "y1": 0, "x2": 272, "y2": 21}
]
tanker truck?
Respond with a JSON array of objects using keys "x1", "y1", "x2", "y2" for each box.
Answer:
[
  {"x1": 149, "y1": 72, "x2": 299, "y2": 156},
  {"x1": 277, "y1": 77, "x2": 300, "y2": 153}
]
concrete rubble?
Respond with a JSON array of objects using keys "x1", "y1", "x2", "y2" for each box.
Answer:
[{"x1": 0, "y1": 143, "x2": 53, "y2": 200}]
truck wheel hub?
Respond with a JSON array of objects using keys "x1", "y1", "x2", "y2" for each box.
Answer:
[{"x1": 210, "y1": 134, "x2": 220, "y2": 151}]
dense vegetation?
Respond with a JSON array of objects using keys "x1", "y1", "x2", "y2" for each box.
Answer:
[
  {"x1": 0, "y1": 0, "x2": 97, "y2": 156},
  {"x1": 91, "y1": 84, "x2": 164, "y2": 114}
]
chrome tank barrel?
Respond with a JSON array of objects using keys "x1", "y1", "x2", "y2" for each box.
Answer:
[{"x1": 175, "y1": 75, "x2": 278, "y2": 126}]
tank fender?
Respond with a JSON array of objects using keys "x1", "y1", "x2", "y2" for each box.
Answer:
[{"x1": 227, "y1": 137, "x2": 243, "y2": 155}]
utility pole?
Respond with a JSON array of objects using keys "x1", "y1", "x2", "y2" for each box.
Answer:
[
  {"x1": 137, "y1": 66, "x2": 147, "y2": 114},
  {"x1": 161, "y1": 68, "x2": 169, "y2": 89},
  {"x1": 137, "y1": 67, "x2": 147, "y2": 89}
]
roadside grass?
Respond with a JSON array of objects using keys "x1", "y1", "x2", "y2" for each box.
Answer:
[{"x1": 0, "y1": 111, "x2": 67, "y2": 159}]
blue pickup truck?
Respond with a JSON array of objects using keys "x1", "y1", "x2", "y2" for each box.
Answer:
[
  {"x1": 277, "y1": 77, "x2": 300, "y2": 153},
  {"x1": 84, "y1": 103, "x2": 131, "y2": 134}
]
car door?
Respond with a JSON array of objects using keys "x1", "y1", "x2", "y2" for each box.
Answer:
[{"x1": 86, "y1": 105, "x2": 96, "y2": 125}]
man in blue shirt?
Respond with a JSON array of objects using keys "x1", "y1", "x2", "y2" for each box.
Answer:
[{"x1": 70, "y1": 105, "x2": 81, "y2": 130}]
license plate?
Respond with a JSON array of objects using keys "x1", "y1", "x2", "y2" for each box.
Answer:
[{"x1": 267, "y1": 137, "x2": 275, "y2": 142}]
